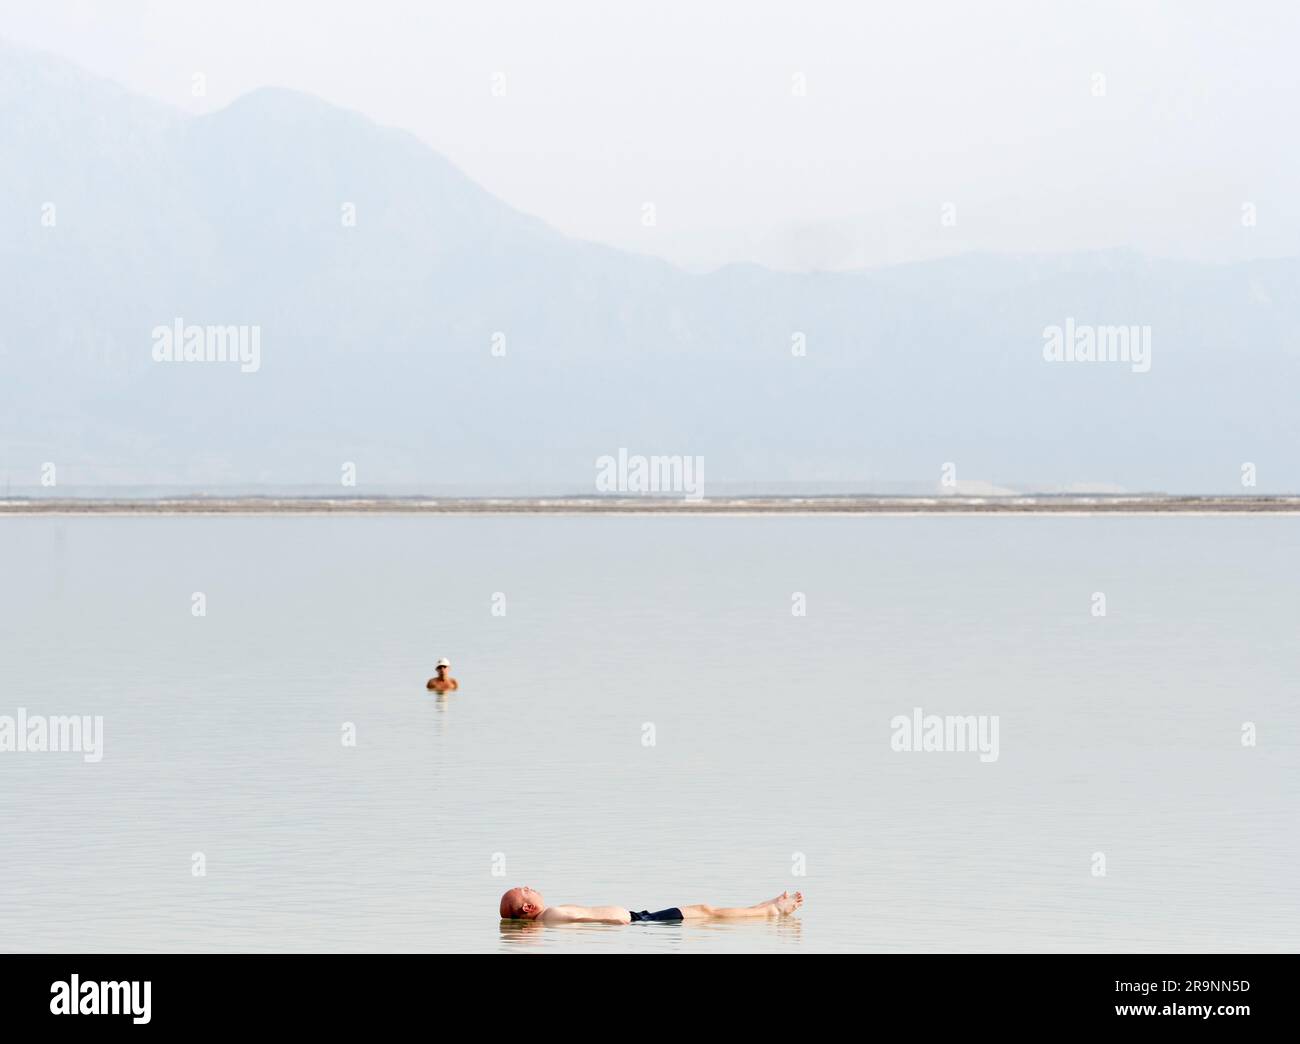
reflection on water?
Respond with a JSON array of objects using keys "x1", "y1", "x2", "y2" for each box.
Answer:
[
  {"x1": 2, "y1": 515, "x2": 1299, "y2": 952},
  {"x1": 497, "y1": 917, "x2": 803, "y2": 953},
  {"x1": 498, "y1": 919, "x2": 547, "y2": 947}
]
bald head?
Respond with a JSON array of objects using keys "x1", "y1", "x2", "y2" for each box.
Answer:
[{"x1": 499, "y1": 886, "x2": 544, "y2": 920}]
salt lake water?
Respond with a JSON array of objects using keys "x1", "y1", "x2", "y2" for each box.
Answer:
[{"x1": 1, "y1": 514, "x2": 1297, "y2": 952}]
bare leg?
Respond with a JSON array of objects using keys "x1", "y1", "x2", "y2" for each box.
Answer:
[{"x1": 679, "y1": 891, "x2": 803, "y2": 920}]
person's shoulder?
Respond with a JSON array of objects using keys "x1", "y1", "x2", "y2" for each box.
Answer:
[{"x1": 540, "y1": 905, "x2": 588, "y2": 923}]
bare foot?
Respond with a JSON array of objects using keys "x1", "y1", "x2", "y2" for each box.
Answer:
[{"x1": 775, "y1": 891, "x2": 803, "y2": 916}]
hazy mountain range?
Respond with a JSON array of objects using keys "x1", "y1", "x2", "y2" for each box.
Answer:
[{"x1": 2, "y1": 39, "x2": 1298, "y2": 495}]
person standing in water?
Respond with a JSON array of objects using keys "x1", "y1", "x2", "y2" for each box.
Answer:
[{"x1": 427, "y1": 658, "x2": 459, "y2": 692}]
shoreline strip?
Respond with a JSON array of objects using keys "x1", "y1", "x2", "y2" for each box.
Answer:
[{"x1": 3, "y1": 496, "x2": 1300, "y2": 516}]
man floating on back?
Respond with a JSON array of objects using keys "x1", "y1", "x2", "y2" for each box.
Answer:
[{"x1": 499, "y1": 886, "x2": 803, "y2": 924}]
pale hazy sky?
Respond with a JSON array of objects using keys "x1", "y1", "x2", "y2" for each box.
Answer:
[{"x1": 3, "y1": 0, "x2": 1297, "y2": 269}]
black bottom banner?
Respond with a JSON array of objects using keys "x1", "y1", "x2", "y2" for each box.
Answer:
[{"x1": 0, "y1": 953, "x2": 1288, "y2": 1031}]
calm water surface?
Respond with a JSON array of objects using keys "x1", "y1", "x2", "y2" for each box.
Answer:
[{"x1": 2, "y1": 515, "x2": 1297, "y2": 952}]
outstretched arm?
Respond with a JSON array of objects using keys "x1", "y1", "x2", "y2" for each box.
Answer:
[
  {"x1": 680, "y1": 891, "x2": 803, "y2": 920},
  {"x1": 540, "y1": 905, "x2": 632, "y2": 925}
]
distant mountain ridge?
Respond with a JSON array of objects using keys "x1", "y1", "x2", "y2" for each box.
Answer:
[{"x1": 2, "y1": 39, "x2": 1298, "y2": 493}]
